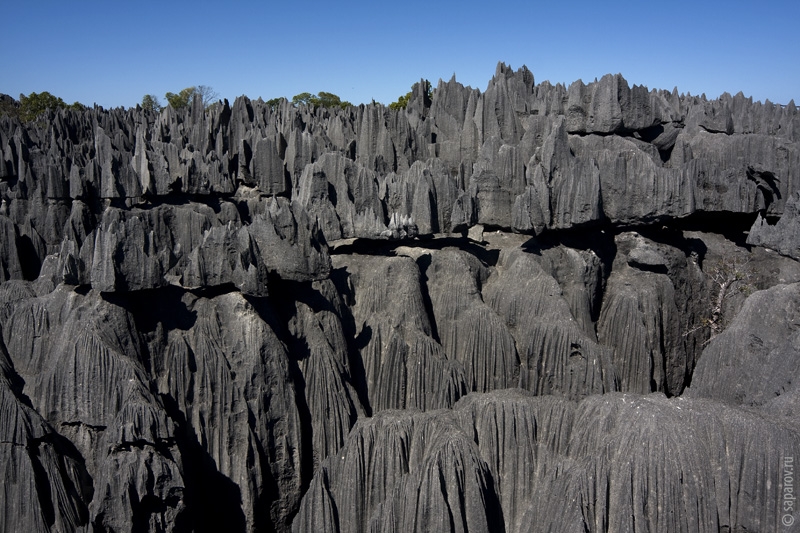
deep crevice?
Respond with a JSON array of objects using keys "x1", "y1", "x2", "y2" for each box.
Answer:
[{"x1": 415, "y1": 253, "x2": 441, "y2": 344}]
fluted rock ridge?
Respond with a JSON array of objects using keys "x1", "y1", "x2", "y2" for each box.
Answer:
[{"x1": 0, "y1": 63, "x2": 798, "y2": 532}]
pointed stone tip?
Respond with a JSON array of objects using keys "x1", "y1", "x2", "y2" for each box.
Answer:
[{"x1": 495, "y1": 61, "x2": 511, "y2": 77}]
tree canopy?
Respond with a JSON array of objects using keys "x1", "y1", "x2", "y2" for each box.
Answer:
[
  {"x1": 163, "y1": 85, "x2": 219, "y2": 109},
  {"x1": 291, "y1": 91, "x2": 351, "y2": 109},
  {"x1": 388, "y1": 92, "x2": 411, "y2": 110},
  {"x1": 0, "y1": 91, "x2": 83, "y2": 122},
  {"x1": 141, "y1": 94, "x2": 162, "y2": 112},
  {"x1": 164, "y1": 87, "x2": 196, "y2": 109},
  {"x1": 265, "y1": 97, "x2": 286, "y2": 110}
]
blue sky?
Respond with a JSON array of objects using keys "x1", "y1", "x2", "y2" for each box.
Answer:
[{"x1": 3, "y1": 0, "x2": 798, "y2": 109}]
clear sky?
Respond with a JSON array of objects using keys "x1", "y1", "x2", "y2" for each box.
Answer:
[{"x1": 3, "y1": 0, "x2": 798, "y2": 109}]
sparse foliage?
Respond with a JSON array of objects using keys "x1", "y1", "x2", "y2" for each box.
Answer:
[
  {"x1": 423, "y1": 80, "x2": 432, "y2": 100},
  {"x1": 265, "y1": 97, "x2": 285, "y2": 110},
  {"x1": 195, "y1": 85, "x2": 219, "y2": 107},
  {"x1": 389, "y1": 92, "x2": 411, "y2": 110},
  {"x1": 163, "y1": 86, "x2": 219, "y2": 109},
  {"x1": 141, "y1": 94, "x2": 162, "y2": 112},
  {"x1": 0, "y1": 96, "x2": 20, "y2": 119},
  {"x1": 389, "y1": 80, "x2": 433, "y2": 110},
  {"x1": 686, "y1": 257, "x2": 755, "y2": 342}
]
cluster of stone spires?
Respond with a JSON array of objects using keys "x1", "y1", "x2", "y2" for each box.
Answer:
[{"x1": 0, "y1": 63, "x2": 798, "y2": 532}]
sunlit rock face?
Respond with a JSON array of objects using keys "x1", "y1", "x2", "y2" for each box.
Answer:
[{"x1": 1, "y1": 63, "x2": 798, "y2": 532}]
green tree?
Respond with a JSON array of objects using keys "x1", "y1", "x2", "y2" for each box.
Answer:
[
  {"x1": 19, "y1": 91, "x2": 67, "y2": 121},
  {"x1": 291, "y1": 92, "x2": 314, "y2": 106},
  {"x1": 1, "y1": 92, "x2": 82, "y2": 122},
  {"x1": 142, "y1": 94, "x2": 162, "y2": 112},
  {"x1": 291, "y1": 91, "x2": 351, "y2": 109},
  {"x1": 0, "y1": 96, "x2": 20, "y2": 119},
  {"x1": 265, "y1": 97, "x2": 285, "y2": 110},
  {"x1": 316, "y1": 91, "x2": 351, "y2": 108},
  {"x1": 389, "y1": 92, "x2": 411, "y2": 110},
  {"x1": 165, "y1": 87, "x2": 196, "y2": 109},
  {"x1": 164, "y1": 86, "x2": 219, "y2": 109},
  {"x1": 390, "y1": 80, "x2": 432, "y2": 110}
]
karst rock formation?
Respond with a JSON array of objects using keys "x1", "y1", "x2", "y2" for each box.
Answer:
[{"x1": 1, "y1": 63, "x2": 799, "y2": 532}]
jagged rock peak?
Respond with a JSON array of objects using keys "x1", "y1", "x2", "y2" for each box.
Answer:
[{"x1": 0, "y1": 65, "x2": 799, "y2": 533}]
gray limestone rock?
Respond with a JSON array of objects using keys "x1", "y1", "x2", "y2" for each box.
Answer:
[
  {"x1": 0, "y1": 339, "x2": 92, "y2": 533},
  {"x1": 425, "y1": 249, "x2": 520, "y2": 393},
  {"x1": 280, "y1": 278, "x2": 365, "y2": 470},
  {"x1": 336, "y1": 254, "x2": 467, "y2": 413},
  {"x1": 243, "y1": 196, "x2": 332, "y2": 282},
  {"x1": 596, "y1": 232, "x2": 696, "y2": 396},
  {"x1": 747, "y1": 191, "x2": 800, "y2": 259},
  {"x1": 292, "y1": 408, "x2": 503, "y2": 533},
  {"x1": 0, "y1": 214, "x2": 24, "y2": 281},
  {"x1": 523, "y1": 393, "x2": 799, "y2": 533},
  {"x1": 1, "y1": 286, "x2": 187, "y2": 530},
  {"x1": 484, "y1": 249, "x2": 616, "y2": 398},
  {"x1": 687, "y1": 281, "x2": 800, "y2": 406},
  {"x1": 252, "y1": 137, "x2": 289, "y2": 195},
  {"x1": 572, "y1": 134, "x2": 694, "y2": 224},
  {"x1": 293, "y1": 389, "x2": 799, "y2": 533},
  {"x1": 295, "y1": 152, "x2": 387, "y2": 240},
  {"x1": 565, "y1": 74, "x2": 665, "y2": 135},
  {"x1": 535, "y1": 244, "x2": 606, "y2": 337},
  {"x1": 0, "y1": 64, "x2": 799, "y2": 533},
  {"x1": 534, "y1": 117, "x2": 603, "y2": 230},
  {"x1": 150, "y1": 291, "x2": 304, "y2": 532},
  {"x1": 76, "y1": 198, "x2": 328, "y2": 293}
]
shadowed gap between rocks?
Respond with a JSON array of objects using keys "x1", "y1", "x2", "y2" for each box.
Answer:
[
  {"x1": 666, "y1": 211, "x2": 759, "y2": 246},
  {"x1": 158, "y1": 394, "x2": 249, "y2": 533},
  {"x1": 415, "y1": 253, "x2": 441, "y2": 344},
  {"x1": 111, "y1": 286, "x2": 253, "y2": 532},
  {"x1": 248, "y1": 281, "x2": 317, "y2": 514}
]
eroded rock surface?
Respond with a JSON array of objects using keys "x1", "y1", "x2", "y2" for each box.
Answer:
[{"x1": 0, "y1": 64, "x2": 798, "y2": 532}]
